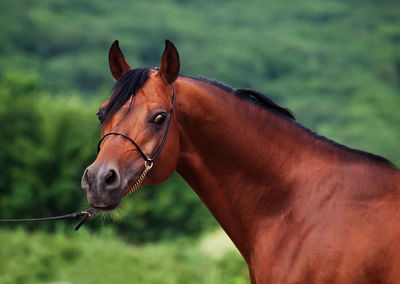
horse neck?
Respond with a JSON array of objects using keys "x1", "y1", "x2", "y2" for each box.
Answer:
[{"x1": 174, "y1": 77, "x2": 336, "y2": 260}]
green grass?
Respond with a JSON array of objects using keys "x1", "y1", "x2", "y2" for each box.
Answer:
[{"x1": 0, "y1": 228, "x2": 249, "y2": 284}]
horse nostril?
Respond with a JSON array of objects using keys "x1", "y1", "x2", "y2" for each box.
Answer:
[
  {"x1": 102, "y1": 168, "x2": 120, "y2": 190},
  {"x1": 105, "y1": 169, "x2": 117, "y2": 185},
  {"x1": 81, "y1": 168, "x2": 91, "y2": 192}
]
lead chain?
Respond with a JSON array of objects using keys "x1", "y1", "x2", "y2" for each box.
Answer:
[{"x1": 126, "y1": 161, "x2": 153, "y2": 196}]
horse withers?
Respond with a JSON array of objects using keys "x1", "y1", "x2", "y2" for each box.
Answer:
[{"x1": 81, "y1": 40, "x2": 400, "y2": 283}]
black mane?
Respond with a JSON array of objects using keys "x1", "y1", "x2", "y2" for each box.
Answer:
[
  {"x1": 102, "y1": 68, "x2": 150, "y2": 124},
  {"x1": 101, "y1": 70, "x2": 396, "y2": 169},
  {"x1": 104, "y1": 71, "x2": 294, "y2": 125},
  {"x1": 185, "y1": 75, "x2": 295, "y2": 120},
  {"x1": 186, "y1": 75, "x2": 397, "y2": 169}
]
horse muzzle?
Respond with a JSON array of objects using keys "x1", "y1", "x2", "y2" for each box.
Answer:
[{"x1": 81, "y1": 163, "x2": 126, "y2": 211}]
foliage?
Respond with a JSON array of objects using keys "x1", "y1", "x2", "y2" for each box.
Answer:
[
  {"x1": 0, "y1": 0, "x2": 399, "y2": 163},
  {"x1": 0, "y1": 73, "x2": 217, "y2": 241},
  {"x1": 0, "y1": 73, "x2": 96, "y2": 221},
  {"x1": 0, "y1": 0, "x2": 399, "y2": 257},
  {"x1": 0, "y1": 228, "x2": 248, "y2": 284}
]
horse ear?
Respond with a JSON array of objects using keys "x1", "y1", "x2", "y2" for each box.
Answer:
[
  {"x1": 108, "y1": 40, "x2": 131, "y2": 81},
  {"x1": 159, "y1": 40, "x2": 180, "y2": 84}
]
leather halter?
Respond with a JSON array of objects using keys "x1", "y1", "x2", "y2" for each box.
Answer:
[{"x1": 97, "y1": 84, "x2": 176, "y2": 164}]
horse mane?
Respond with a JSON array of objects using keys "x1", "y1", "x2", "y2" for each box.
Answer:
[
  {"x1": 185, "y1": 75, "x2": 295, "y2": 120},
  {"x1": 104, "y1": 70, "x2": 294, "y2": 125},
  {"x1": 186, "y1": 75, "x2": 398, "y2": 170},
  {"x1": 102, "y1": 67, "x2": 150, "y2": 125},
  {"x1": 102, "y1": 69, "x2": 397, "y2": 170}
]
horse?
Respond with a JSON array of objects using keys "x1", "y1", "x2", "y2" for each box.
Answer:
[{"x1": 81, "y1": 40, "x2": 400, "y2": 283}]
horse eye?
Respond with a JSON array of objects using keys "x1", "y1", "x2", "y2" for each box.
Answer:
[
  {"x1": 152, "y1": 113, "x2": 167, "y2": 125},
  {"x1": 96, "y1": 112, "x2": 104, "y2": 123}
]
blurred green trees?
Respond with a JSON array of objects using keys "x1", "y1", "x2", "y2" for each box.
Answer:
[
  {"x1": 0, "y1": 73, "x2": 216, "y2": 241},
  {"x1": 0, "y1": 73, "x2": 96, "y2": 222},
  {"x1": 0, "y1": 0, "x2": 399, "y2": 242}
]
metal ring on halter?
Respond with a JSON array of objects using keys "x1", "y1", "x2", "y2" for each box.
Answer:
[{"x1": 145, "y1": 161, "x2": 154, "y2": 169}]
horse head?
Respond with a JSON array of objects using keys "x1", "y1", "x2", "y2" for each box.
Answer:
[{"x1": 81, "y1": 40, "x2": 180, "y2": 211}]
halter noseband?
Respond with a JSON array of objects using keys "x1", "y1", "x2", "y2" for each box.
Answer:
[{"x1": 97, "y1": 84, "x2": 176, "y2": 165}]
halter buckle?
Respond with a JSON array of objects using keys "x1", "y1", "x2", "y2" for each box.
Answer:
[{"x1": 145, "y1": 161, "x2": 154, "y2": 170}]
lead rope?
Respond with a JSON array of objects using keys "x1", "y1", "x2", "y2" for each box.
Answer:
[
  {"x1": 126, "y1": 161, "x2": 153, "y2": 196},
  {"x1": 0, "y1": 208, "x2": 95, "y2": 231}
]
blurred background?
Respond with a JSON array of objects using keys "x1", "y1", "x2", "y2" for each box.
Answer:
[{"x1": 0, "y1": 0, "x2": 399, "y2": 283}]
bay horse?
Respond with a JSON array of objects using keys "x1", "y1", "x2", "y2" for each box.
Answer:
[{"x1": 81, "y1": 40, "x2": 400, "y2": 283}]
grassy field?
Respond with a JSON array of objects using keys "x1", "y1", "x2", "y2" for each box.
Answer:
[{"x1": 0, "y1": 228, "x2": 249, "y2": 284}]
